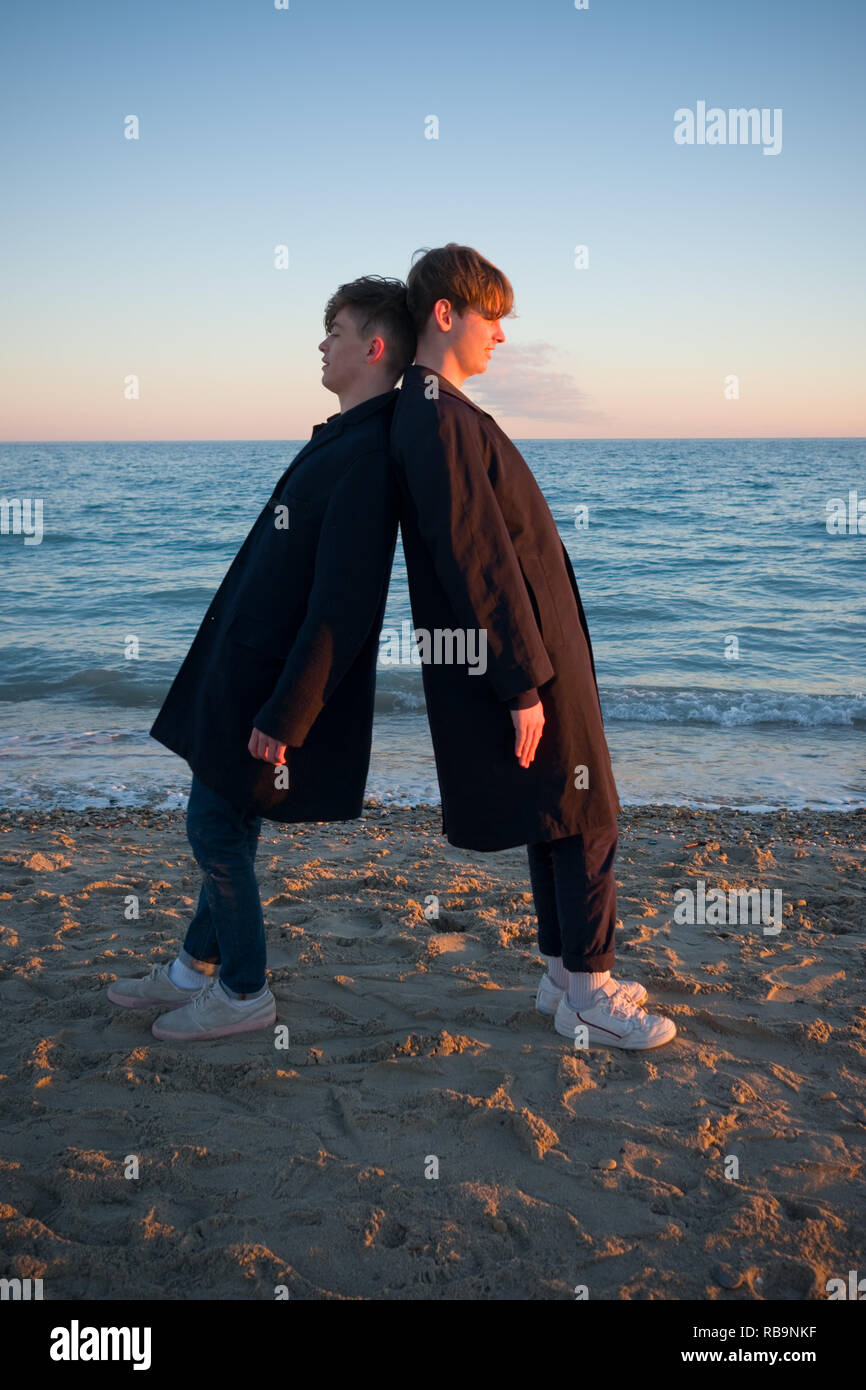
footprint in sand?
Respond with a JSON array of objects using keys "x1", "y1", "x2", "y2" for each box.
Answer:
[{"x1": 301, "y1": 911, "x2": 387, "y2": 943}]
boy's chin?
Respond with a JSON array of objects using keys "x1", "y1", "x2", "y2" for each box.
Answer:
[{"x1": 460, "y1": 359, "x2": 486, "y2": 380}]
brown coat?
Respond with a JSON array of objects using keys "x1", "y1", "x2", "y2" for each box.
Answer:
[{"x1": 389, "y1": 364, "x2": 620, "y2": 851}]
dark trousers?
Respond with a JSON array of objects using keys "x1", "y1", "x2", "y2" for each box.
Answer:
[
  {"x1": 181, "y1": 774, "x2": 266, "y2": 997},
  {"x1": 527, "y1": 825, "x2": 619, "y2": 973}
]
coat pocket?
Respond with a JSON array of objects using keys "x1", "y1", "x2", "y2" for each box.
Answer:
[
  {"x1": 226, "y1": 611, "x2": 290, "y2": 664},
  {"x1": 518, "y1": 552, "x2": 565, "y2": 648}
]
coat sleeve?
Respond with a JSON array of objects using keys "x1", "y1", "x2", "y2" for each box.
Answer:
[
  {"x1": 252, "y1": 450, "x2": 398, "y2": 747},
  {"x1": 508, "y1": 687, "x2": 540, "y2": 709},
  {"x1": 396, "y1": 401, "x2": 554, "y2": 701}
]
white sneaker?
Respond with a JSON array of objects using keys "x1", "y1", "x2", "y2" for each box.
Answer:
[
  {"x1": 536, "y1": 972, "x2": 647, "y2": 1016},
  {"x1": 107, "y1": 961, "x2": 206, "y2": 1011},
  {"x1": 554, "y1": 981, "x2": 676, "y2": 1049},
  {"x1": 151, "y1": 978, "x2": 276, "y2": 1041}
]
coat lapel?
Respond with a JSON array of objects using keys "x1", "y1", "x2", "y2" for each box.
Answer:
[{"x1": 268, "y1": 418, "x2": 342, "y2": 498}]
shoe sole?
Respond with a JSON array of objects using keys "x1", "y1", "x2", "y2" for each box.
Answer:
[
  {"x1": 107, "y1": 986, "x2": 192, "y2": 1011},
  {"x1": 151, "y1": 1008, "x2": 276, "y2": 1041}
]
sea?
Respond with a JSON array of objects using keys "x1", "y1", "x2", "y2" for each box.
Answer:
[{"x1": 1, "y1": 438, "x2": 864, "y2": 815}]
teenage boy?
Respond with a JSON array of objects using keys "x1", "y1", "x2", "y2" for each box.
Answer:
[
  {"x1": 390, "y1": 244, "x2": 675, "y2": 1050},
  {"x1": 108, "y1": 277, "x2": 415, "y2": 1041}
]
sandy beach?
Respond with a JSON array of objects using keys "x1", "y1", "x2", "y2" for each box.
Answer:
[{"x1": 0, "y1": 802, "x2": 863, "y2": 1300}]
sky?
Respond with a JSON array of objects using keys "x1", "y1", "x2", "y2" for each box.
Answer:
[{"x1": 1, "y1": 0, "x2": 864, "y2": 441}]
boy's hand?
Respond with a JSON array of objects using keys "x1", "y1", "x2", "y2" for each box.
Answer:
[
  {"x1": 510, "y1": 700, "x2": 544, "y2": 768},
  {"x1": 248, "y1": 727, "x2": 288, "y2": 765}
]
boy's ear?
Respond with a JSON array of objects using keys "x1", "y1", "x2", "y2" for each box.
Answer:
[{"x1": 432, "y1": 298, "x2": 453, "y2": 331}]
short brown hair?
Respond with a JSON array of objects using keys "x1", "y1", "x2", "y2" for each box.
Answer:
[
  {"x1": 323, "y1": 276, "x2": 416, "y2": 383},
  {"x1": 406, "y1": 243, "x2": 514, "y2": 335}
]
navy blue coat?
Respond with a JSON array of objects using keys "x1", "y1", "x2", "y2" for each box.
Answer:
[
  {"x1": 389, "y1": 364, "x2": 620, "y2": 851},
  {"x1": 150, "y1": 390, "x2": 399, "y2": 821}
]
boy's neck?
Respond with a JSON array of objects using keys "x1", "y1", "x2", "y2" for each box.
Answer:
[
  {"x1": 413, "y1": 342, "x2": 467, "y2": 389},
  {"x1": 336, "y1": 378, "x2": 392, "y2": 414}
]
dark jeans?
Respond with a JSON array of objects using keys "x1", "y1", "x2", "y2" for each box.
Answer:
[
  {"x1": 180, "y1": 774, "x2": 266, "y2": 998},
  {"x1": 527, "y1": 826, "x2": 619, "y2": 973}
]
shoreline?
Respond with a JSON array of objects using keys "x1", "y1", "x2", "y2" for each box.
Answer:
[{"x1": 2, "y1": 801, "x2": 864, "y2": 840}]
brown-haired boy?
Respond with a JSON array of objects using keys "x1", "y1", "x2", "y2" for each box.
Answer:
[
  {"x1": 391, "y1": 244, "x2": 675, "y2": 1050},
  {"x1": 109, "y1": 278, "x2": 416, "y2": 1042}
]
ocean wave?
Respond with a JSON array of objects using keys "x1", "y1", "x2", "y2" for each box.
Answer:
[
  {"x1": 0, "y1": 668, "x2": 426, "y2": 713},
  {"x1": 602, "y1": 687, "x2": 866, "y2": 729},
  {"x1": 0, "y1": 777, "x2": 862, "y2": 814},
  {"x1": 2, "y1": 662, "x2": 863, "y2": 732},
  {"x1": 0, "y1": 669, "x2": 172, "y2": 708},
  {"x1": 373, "y1": 675, "x2": 427, "y2": 713}
]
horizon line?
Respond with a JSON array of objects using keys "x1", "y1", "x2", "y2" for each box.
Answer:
[{"x1": 2, "y1": 435, "x2": 864, "y2": 446}]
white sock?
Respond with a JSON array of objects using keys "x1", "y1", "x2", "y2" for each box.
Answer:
[
  {"x1": 217, "y1": 979, "x2": 268, "y2": 1007},
  {"x1": 566, "y1": 970, "x2": 611, "y2": 1009},
  {"x1": 169, "y1": 957, "x2": 208, "y2": 990},
  {"x1": 541, "y1": 952, "x2": 568, "y2": 989}
]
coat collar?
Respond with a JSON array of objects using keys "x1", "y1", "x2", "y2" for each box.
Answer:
[
  {"x1": 271, "y1": 388, "x2": 398, "y2": 498},
  {"x1": 405, "y1": 363, "x2": 492, "y2": 417},
  {"x1": 317, "y1": 387, "x2": 399, "y2": 435}
]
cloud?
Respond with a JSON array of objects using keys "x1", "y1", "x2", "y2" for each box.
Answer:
[{"x1": 461, "y1": 342, "x2": 606, "y2": 426}]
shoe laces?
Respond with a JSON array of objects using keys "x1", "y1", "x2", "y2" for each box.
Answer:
[
  {"x1": 601, "y1": 982, "x2": 645, "y2": 1027},
  {"x1": 191, "y1": 977, "x2": 218, "y2": 1010}
]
